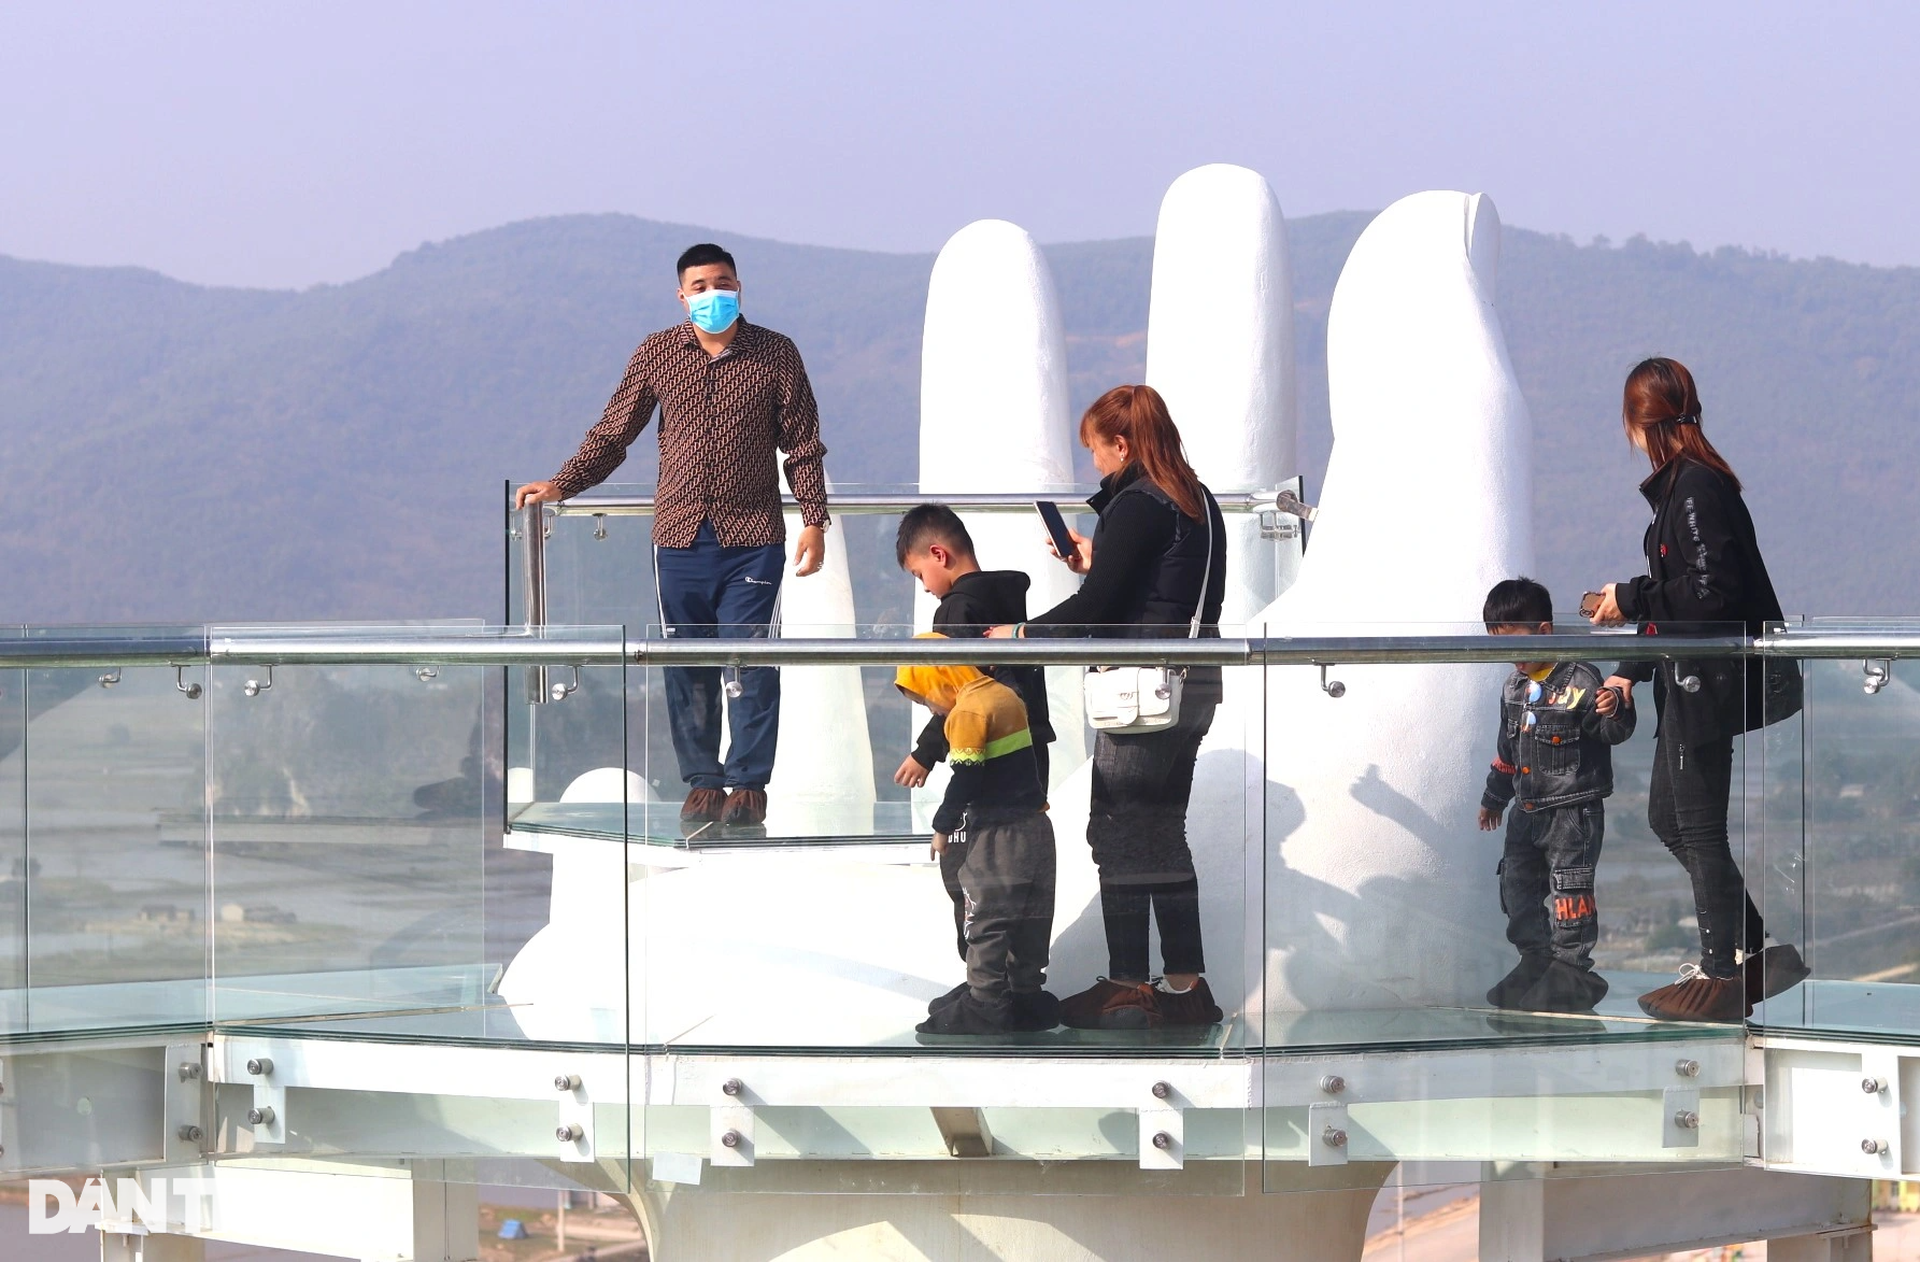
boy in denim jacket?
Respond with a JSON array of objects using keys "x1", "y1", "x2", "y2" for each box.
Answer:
[{"x1": 1478, "y1": 578, "x2": 1636, "y2": 1013}]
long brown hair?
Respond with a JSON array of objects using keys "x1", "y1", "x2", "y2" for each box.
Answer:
[
  {"x1": 1079, "y1": 384, "x2": 1206, "y2": 520},
  {"x1": 1622, "y1": 357, "x2": 1741, "y2": 491}
]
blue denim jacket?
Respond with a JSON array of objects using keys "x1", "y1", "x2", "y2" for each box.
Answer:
[{"x1": 1481, "y1": 661, "x2": 1637, "y2": 814}]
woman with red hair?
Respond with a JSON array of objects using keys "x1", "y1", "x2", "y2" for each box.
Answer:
[
  {"x1": 990, "y1": 384, "x2": 1227, "y2": 1031},
  {"x1": 1587, "y1": 357, "x2": 1806, "y2": 1022}
]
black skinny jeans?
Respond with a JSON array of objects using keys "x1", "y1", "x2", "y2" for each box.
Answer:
[
  {"x1": 1088, "y1": 701, "x2": 1215, "y2": 980},
  {"x1": 1647, "y1": 726, "x2": 1766, "y2": 978}
]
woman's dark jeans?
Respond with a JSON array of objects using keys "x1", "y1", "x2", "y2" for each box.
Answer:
[
  {"x1": 1088, "y1": 701, "x2": 1215, "y2": 980},
  {"x1": 1648, "y1": 729, "x2": 1765, "y2": 978}
]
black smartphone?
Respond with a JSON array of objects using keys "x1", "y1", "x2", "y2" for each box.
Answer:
[{"x1": 1034, "y1": 501, "x2": 1076, "y2": 562}]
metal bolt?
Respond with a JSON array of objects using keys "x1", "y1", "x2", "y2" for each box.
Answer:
[
  {"x1": 177, "y1": 1124, "x2": 204, "y2": 1143},
  {"x1": 1320, "y1": 1075, "x2": 1347, "y2": 1095},
  {"x1": 245, "y1": 1057, "x2": 272, "y2": 1076},
  {"x1": 556, "y1": 1124, "x2": 582, "y2": 1142},
  {"x1": 178, "y1": 1062, "x2": 201, "y2": 1082},
  {"x1": 1863, "y1": 1077, "x2": 1885, "y2": 1094},
  {"x1": 720, "y1": 1130, "x2": 742, "y2": 1149},
  {"x1": 1151, "y1": 1081, "x2": 1172, "y2": 1100},
  {"x1": 1675, "y1": 1059, "x2": 1700, "y2": 1078},
  {"x1": 1863, "y1": 1138, "x2": 1888, "y2": 1155},
  {"x1": 722, "y1": 1078, "x2": 744, "y2": 1098},
  {"x1": 554, "y1": 1074, "x2": 581, "y2": 1092},
  {"x1": 1151, "y1": 1131, "x2": 1173, "y2": 1151},
  {"x1": 247, "y1": 1106, "x2": 275, "y2": 1126},
  {"x1": 1322, "y1": 1126, "x2": 1348, "y2": 1149},
  {"x1": 1674, "y1": 1111, "x2": 1701, "y2": 1131}
]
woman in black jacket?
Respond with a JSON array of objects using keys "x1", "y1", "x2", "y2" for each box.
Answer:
[
  {"x1": 1588, "y1": 357, "x2": 1807, "y2": 1022},
  {"x1": 989, "y1": 384, "x2": 1227, "y2": 1031}
]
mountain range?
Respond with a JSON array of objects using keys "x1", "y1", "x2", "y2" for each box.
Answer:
[{"x1": 1, "y1": 210, "x2": 1914, "y2": 625}]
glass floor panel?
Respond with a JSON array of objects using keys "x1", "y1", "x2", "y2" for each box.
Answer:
[
  {"x1": 1755, "y1": 977, "x2": 1920, "y2": 1042},
  {"x1": 1267, "y1": 971, "x2": 1742, "y2": 1052}
]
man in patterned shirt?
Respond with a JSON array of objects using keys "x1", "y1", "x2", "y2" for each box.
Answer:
[{"x1": 516, "y1": 243, "x2": 830, "y2": 829}]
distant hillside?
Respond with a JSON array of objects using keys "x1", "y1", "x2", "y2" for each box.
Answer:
[{"x1": 0, "y1": 211, "x2": 1915, "y2": 623}]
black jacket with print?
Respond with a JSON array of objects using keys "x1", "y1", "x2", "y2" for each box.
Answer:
[
  {"x1": 1611, "y1": 458, "x2": 1787, "y2": 742},
  {"x1": 1482, "y1": 661, "x2": 1637, "y2": 814}
]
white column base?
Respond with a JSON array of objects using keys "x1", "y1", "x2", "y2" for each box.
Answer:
[{"x1": 629, "y1": 1163, "x2": 1391, "y2": 1262}]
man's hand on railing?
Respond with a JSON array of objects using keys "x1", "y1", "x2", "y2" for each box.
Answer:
[
  {"x1": 793, "y1": 524, "x2": 826, "y2": 577},
  {"x1": 515, "y1": 481, "x2": 563, "y2": 510}
]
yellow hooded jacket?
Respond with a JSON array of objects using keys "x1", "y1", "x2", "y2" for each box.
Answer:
[{"x1": 896, "y1": 636, "x2": 1042, "y2": 833}]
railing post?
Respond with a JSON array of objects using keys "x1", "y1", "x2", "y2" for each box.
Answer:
[{"x1": 519, "y1": 502, "x2": 550, "y2": 704}]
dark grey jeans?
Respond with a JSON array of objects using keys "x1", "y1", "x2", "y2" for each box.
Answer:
[
  {"x1": 1088, "y1": 701, "x2": 1215, "y2": 980},
  {"x1": 957, "y1": 813, "x2": 1057, "y2": 1003},
  {"x1": 1500, "y1": 801, "x2": 1604, "y2": 969}
]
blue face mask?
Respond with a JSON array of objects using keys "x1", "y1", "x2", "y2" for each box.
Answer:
[{"x1": 686, "y1": 288, "x2": 740, "y2": 334}]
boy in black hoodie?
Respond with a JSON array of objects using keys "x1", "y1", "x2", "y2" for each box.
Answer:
[{"x1": 895, "y1": 505, "x2": 1057, "y2": 961}]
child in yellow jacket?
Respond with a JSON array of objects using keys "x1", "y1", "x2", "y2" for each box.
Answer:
[{"x1": 896, "y1": 636, "x2": 1058, "y2": 1035}]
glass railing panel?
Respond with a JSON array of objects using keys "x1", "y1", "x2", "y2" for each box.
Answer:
[
  {"x1": 21, "y1": 625, "x2": 209, "y2": 1033},
  {"x1": 631, "y1": 626, "x2": 1254, "y2": 1065},
  {"x1": 0, "y1": 627, "x2": 21, "y2": 1034},
  {"x1": 516, "y1": 480, "x2": 1308, "y2": 644},
  {"x1": 204, "y1": 625, "x2": 622, "y2": 1041},
  {"x1": 1258, "y1": 623, "x2": 1751, "y2": 1192},
  {"x1": 204, "y1": 623, "x2": 635, "y2": 1194},
  {"x1": 1755, "y1": 622, "x2": 1919, "y2": 1036},
  {"x1": 206, "y1": 632, "x2": 487, "y2": 1032}
]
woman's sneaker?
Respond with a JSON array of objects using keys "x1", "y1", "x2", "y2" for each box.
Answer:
[
  {"x1": 1637, "y1": 964, "x2": 1751, "y2": 1023},
  {"x1": 1744, "y1": 943, "x2": 1811, "y2": 1006},
  {"x1": 1153, "y1": 978, "x2": 1224, "y2": 1028},
  {"x1": 1059, "y1": 978, "x2": 1158, "y2": 1030}
]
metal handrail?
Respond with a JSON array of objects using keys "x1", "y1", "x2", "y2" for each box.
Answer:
[
  {"x1": 0, "y1": 630, "x2": 1788, "y2": 670},
  {"x1": 540, "y1": 489, "x2": 1317, "y2": 518}
]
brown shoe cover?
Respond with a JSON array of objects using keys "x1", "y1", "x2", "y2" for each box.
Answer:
[
  {"x1": 721, "y1": 788, "x2": 768, "y2": 827},
  {"x1": 1637, "y1": 970, "x2": 1750, "y2": 1023},
  {"x1": 680, "y1": 787, "x2": 728, "y2": 823}
]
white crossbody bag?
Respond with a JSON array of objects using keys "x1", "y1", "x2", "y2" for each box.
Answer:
[{"x1": 1081, "y1": 491, "x2": 1214, "y2": 733}]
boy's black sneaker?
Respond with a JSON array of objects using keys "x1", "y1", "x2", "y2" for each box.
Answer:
[
  {"x1": 1486, "y1": 953, "x2": 1553, "y2": 1010},
  {"x1": 1515, "y1": 960, "x2": 1609, "y2": 1014},
  {"x1": 1152, "y1": 978, "x2": 1224, "y2": 1028},
  {"x1": 916, "y1": 993, "x2": 1017, "y2": 1036},
  {"x1": 1010, "y1": 989, "x2": 1062, "y2": 1031}
]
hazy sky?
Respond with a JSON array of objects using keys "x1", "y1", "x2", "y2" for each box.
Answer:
[{"x1": 3, "y1": 1, "x2": 1916, "y2": 289}]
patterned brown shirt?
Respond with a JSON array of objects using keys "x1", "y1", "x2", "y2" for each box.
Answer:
[{"x1": 550, "y1": 319, "x2": 830, "y2": 548}]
